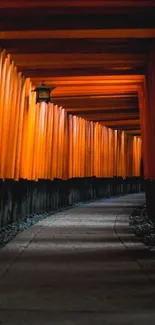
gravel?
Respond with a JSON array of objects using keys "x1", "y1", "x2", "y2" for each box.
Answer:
[
  {"x1": 0, "y1": 211, "x2": 55, "y2": 249},
  {"x1": 0, "y1": 200, "x2": 94, "y2": 249},
  {"x1": 129, "y1": 205, "x2": 155, "y2": 248}
]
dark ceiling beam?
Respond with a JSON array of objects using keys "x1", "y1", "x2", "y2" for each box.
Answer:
[
  {"x1": 99, "y1": 119, "x2": 140, "y2": 126},
  {"x1": 53, "y1": 93, "x2": 138, "y2": 97},
  {"x1": 55, "y1": 104, "x2": 138, "y2": 110},
  {"x1": 10, "y1": 53, "x2": 147, "y2": 70},
  {"x1": 79, "y1": 114, "x2": 139, "y2": 121},
  {"x1": 126, "y1": 130, "x2": 141, "y2": 135},
  {"x1": 66, "y1": 108, "x2": 139, "y2": 114},
  {"x1": 0, "y1": 14, "x2": 155, "y2": 31},
  {"x1": 15, "y1": 63, "x2": 145, "y2": 70},
  {"x1": 53, "y1": 97, "x2": 138, "y2": 109},
  {"x1": 118, "y1": 128, "x2": 141, "y2": 131},
  {"x1": 67, "y1": 110, "x2": 138, "y2": 116},
  {"x1": 0, "y1": 8, "x2": 153, "y2": 16},
  {"x1": 23, "y1": 68, "x2": 145, "y2": 78},
  {"x1": 112, "y1": 127, "x2": 140, "y2": 131},
  {"x1": 0, "y1": 39, "x2": 150, "y2": 54},
  {"x1": 60, "y1": 94, "x2": 139, "y2": 98}
]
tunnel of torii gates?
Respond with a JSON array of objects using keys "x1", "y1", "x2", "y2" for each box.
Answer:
[{"x1": 0, "y1": 43, "x2": 155, "y2": 224}]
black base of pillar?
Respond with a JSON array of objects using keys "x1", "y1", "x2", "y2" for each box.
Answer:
[
  {"x1": 144, "y1": 180, "x2": 155, "y2": 224},
  {"x1": 0, "y1": 177, "x2": 142, "y2": 229}
]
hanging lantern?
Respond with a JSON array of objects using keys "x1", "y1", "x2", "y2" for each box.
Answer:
[{"x1": 33, "y1": 82, "x2": 56, "y2": 104}]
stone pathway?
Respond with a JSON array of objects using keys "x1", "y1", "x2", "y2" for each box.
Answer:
[{"x1": 0, "y1": 193, "x2": 155, "y2": 324}]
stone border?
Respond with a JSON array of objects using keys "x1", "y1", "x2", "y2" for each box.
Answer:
[{"x1": 129, "y1": 205, "x2": 155, "y2": 248}]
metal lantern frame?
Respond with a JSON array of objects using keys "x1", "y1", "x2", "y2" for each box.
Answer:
[{"x1": 33, "y1": 82, "x2": 56, "y2": 104}]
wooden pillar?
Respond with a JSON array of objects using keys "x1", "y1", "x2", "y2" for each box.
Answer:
[{"x1": 138, "y1": 44, "x2": 155, "y2": 222}]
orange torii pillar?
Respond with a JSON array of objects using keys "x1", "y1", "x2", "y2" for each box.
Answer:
[{"x1": 139, "y1": 44, "x2": 155, "y2": 222}]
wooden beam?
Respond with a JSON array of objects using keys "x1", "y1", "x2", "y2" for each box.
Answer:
[
  {"x1": 1, "y1": 29, "x2": 155, "y2": 39},
  {"x1": 10, "y1": 53, "x2": 146, "y2": 71},
  {"x1": 80, "y1": 112, "x2": 139, "y2": 119},
  {"x1": 0, "y1": 13, "x2": 155, "y2": 30},
  {"x1": 31, "y1": 75, "x2": 144, "y2": 83},
  {"x1": 66, "y1": 106, "x2": 139, "y2": 113},
  {"x1": 23, "y1": 68, "x2": 145, "y2": 78},
  {"x1": 125, "y1": 130, "x2": 141, "y2": 135},
  {"x1": 53, "y1": 96, "x2": 138, "y2": 109},
  {"x1": 31, "y1": 77, "x2": 144, "y2": 88},
  {"x1": 53, "y1": 94, "x2": 138, "y2": 98},
  {"x1": 99, "y1": 119, "x2": 140, "y2": 126},
  {"x1": 0, "y1": 1, "x2": 154, "y2": 8},
  {"x1": 53, "y1": 87, "x2": 138, "y2": 97},
  {"x1": 0, "y1": 40, "x2": 152, "y2": 54},
  {"x1": 12, "y1": 53, "x2": 146, "y2": 60}
]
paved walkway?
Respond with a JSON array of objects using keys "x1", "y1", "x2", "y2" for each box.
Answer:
[{"x1": 0, "y1": 193, "x2": 155, "y2": 324}]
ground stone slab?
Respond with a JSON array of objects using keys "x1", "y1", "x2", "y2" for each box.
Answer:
[{"x1": 1, "y1": 193, "x2": 155, "y2": 325}]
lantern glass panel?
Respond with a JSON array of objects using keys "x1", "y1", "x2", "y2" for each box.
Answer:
[{"x1": 39, "y1": 89, "x2": 50, "y2": 99}]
